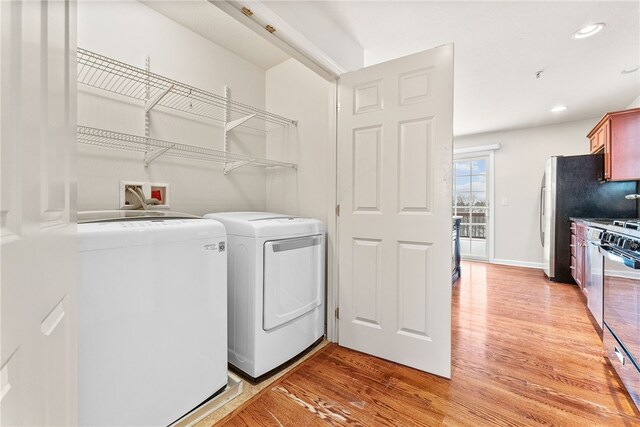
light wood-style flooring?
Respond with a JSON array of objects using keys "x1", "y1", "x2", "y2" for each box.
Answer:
[{"x1": 217, "y1": 262, "x2": 640, "y2": 426}]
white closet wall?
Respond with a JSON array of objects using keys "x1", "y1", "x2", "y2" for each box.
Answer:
[
  {"x1": 265, "y1": 59, "x2": 335, "y2": 224},
  {"x1": 77, "y1": 0, "x2": 269, "y2": 214}
]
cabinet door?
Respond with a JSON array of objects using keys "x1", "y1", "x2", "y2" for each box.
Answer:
[
  {"x1": 602, "y1": 120, "x2": 611, "y2": 180},
  {"x1": 0, "y1": 1, "x2": 77, "y2": 425},
  {"x1": 589, "y1": 126, "x2": 605, "y2": 154},
  {"x1": 574, "y1": 237, "x2": 587, "y2": 292},
  {"x1": 589, "y1": 135, "x2": 597, "y2": 153},
  {"x1": 609, "y1": 113, "x2": 640, "y2": 181}
]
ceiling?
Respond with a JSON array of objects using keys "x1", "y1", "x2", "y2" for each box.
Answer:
[
  {"x1": 141, "y1": 0, "x2": 289, "y2": 70},
  {"x1": 312, "y1": 1, "x2": 640, "y2": 136},
  {"x1": 143, "y1": 1, "x2": 639, "y2": 137}
]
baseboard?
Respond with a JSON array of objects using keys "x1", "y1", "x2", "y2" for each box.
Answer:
[{"x1": 491, "y1": 258, "x2": 544, "y2": 270}]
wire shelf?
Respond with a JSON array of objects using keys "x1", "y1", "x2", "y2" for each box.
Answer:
[
  {"x1": 77, "y1": 48, "x2": 297, "y2": 130},
  {"x1": 77, "y1": 126, "x2": 297, "y2": 172}
]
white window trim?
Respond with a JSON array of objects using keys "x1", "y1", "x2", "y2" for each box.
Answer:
[{"x1": 453, "y1": 143, "x2": 500, "y2": 262}]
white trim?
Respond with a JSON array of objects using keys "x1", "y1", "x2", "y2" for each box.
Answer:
[
  {"x1": 453, "y1": 143, "x2": 501, "y2": 155},
  {"x1": 212, "y1": 1, "x2": 343, "y2": 80},
  {"x1": 237, "y1": 1, "x2": 347, "y2": 75},
  {"x1": 453, "y1": 152, "x2": 495, "y2": 262},
  {"x1": 492, "y1": 258, "x2": 544, "y2": 270},
  {"x1": 326, "y1": 82, "x2": 339, "y2": 343},
  {"x1": 488, "y1": 151, "x2": 495, "y2": 262}
]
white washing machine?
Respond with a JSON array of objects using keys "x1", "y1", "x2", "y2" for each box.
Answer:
[
  {"x1": 204, "y1": 212, "x2": 325, "y2": 379},
  {"x1": 77, "y1": 215, "x2": 228, "y2": 426}
]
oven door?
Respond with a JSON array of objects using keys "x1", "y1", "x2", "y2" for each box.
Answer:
[
  {"x1": 602, "y1": 245, "x2": 640, "y2": 361},
  {"x1": 601, "y1": 244, "x2": 640, "y2": 408}
]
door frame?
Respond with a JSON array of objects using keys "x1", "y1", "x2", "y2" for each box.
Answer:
[
  {"x1": 453, "y1": 144, "x2": 499, "y2": 263},
  {"x1": 326, "y1": 81, "x2": 339, "y2": 342}
]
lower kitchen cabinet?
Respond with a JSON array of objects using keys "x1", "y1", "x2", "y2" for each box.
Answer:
[{"x1": 570, "y1": 221, "x2": 587, "y2": 297}]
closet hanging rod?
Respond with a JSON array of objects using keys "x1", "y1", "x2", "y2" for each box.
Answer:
[{"x1": 77, "y1": 48, "x2": 297, "y2": 127}]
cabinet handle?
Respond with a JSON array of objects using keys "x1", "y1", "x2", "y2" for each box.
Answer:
[
  {"x1": 570, "y1": 244, "x2": 576, "y2": 247},
  {"x1": 570, "y1": 266, "x2": 576, "y2": 270}
]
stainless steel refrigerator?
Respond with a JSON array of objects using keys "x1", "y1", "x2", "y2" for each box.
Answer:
[{"x1": 540, "y1": 154, "x2": 637, "y2": 282}]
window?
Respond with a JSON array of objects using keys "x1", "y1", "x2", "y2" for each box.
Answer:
[{"x1": 453, "y1": 157, "x2": 489, "y2": 259}]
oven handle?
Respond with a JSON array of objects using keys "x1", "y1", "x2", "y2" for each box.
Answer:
[{"x1": 599, "y1": 244, "x2": 640, "y2": 270}]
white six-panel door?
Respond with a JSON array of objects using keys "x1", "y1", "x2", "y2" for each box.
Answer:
[
  {"x1": 1, "y1": 0, "x2": 77, "y2": 424},
  {"x1": 337, "y1": 45, "x2": 454, "y2": 377}
]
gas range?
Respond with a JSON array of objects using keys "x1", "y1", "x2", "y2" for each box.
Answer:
[
  {"x1": 581, "y1": 218, "x2": 640, "y2": 241},
  {"x1": 600, "y1": 220, "x2": 640, "y2": 263},
  {"x1": 612, "y1": 219, "x2": 640, "y2": 231},
  {"x1": 598, "y1": 219, "x2": 640, "y2": 411}
]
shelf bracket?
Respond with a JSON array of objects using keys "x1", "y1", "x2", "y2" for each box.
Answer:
[
  {"x1": 224, "y1": 159, "x2": 255, "y2": 175},
  {"x1": 225, "y1": 114, "x2": 257, "y2": 132},
  {"x1": 223, "y1": 86, "x2": 231, "y2": 154},
  {"x1": 144, "y1": 145, "x2": 175, "y2": 167},
  {"x1": 145, "y1": 84, "x2": 174, "y2": 113}
]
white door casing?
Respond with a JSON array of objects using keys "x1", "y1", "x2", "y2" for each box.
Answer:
[
  {"x1": 1, "y1": 0, "x2": 77, "y2": 425},
  {"x1": 337, "y1": 45, "x2": 454, "y2": 377}
]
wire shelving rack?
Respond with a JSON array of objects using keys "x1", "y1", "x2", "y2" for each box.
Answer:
[
  {"x1": 77, "y1": 126, "x2": 297, "y2": 173},
  {"x1": 76, "y1": 48, "x2": 297, "y2": 172},
  {"x1": 77, "y1": 48, "x2": 297, "y2": 130}
]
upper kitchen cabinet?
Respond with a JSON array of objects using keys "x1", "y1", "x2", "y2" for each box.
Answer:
[{"x1": 587, "y1": 108, "x2": 640, "y2": 181}]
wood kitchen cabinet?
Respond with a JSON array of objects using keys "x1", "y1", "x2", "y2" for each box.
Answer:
[
  {"x1": 587, "y1": 108, "x2": 640, "y2": 181},
  {"x1": 570, "y1": 221, "x2": 587, "y2": 296}
]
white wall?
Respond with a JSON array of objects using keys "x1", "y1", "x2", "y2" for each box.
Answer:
[
  {"x1": 454, "y1": 118, "x2": 598, "y2": 267},
  {"x1": 265, "y1": 57, "x2": 336, "y2": 339},
  {"x1": 627, "y1": 95, "x2": 640, "y2": 108},
  {"x1": 264, "y1": 59, "x2": 335, "y2": 224},
  {"x1": 77, "y1": 0, "x2": 269, "y2": 214}
]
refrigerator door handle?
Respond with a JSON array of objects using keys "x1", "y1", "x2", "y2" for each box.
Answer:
[{"x1": 539, "y1": 181, "x2": 545, "y2": 246}]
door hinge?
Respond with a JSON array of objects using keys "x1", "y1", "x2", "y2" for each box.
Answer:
[
  {"x1": 337, "y1": 103, "x2": 341, "y2": 113},
  {"x1": 241, "y1": 7, "x2": 253, "y2": 17},
  {"x1": 335, "y1": 204, "x2": 340, "y2": 216},
  {"x1": 335, "y1": 307, "x2": 339, "y2": 319}
]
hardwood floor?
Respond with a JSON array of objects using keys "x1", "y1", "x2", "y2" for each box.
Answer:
[{"x1": 218, "y1": 262, "x2": 640, "y2": 426}]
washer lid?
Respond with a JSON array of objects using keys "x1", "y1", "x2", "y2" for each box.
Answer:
[
  {"x1": 78, "y1": 218, "x2": 226, "y2": 251},
  {"x1": 78, "y1": 210, "x2": 200, "y2": 224},
  {"x1": 204, "y1": 212, "x2": 325, "y2": 237}
]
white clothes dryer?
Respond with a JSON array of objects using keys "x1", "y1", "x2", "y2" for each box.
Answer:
[
  {"x1": 77, "y1": 215, "x2": 228, "y2": 426},
  {"x1": 204, "y1": 212, "x2": 325, "y2": 379}
]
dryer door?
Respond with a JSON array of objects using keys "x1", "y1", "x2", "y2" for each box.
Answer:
[{"x1": 263, "y1": 234, "x2": 324, "y2": 331}]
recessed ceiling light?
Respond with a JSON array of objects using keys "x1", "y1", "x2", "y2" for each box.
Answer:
[
  {"x1": 621, "y1": 66, "x2": 639, "y2": 74},
  {"x1": 551, "y1": 105, "x2": 568, "y2": 112},
  {"x1": 573, "y1": 23, "x2": 605, "y2": 39}
]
